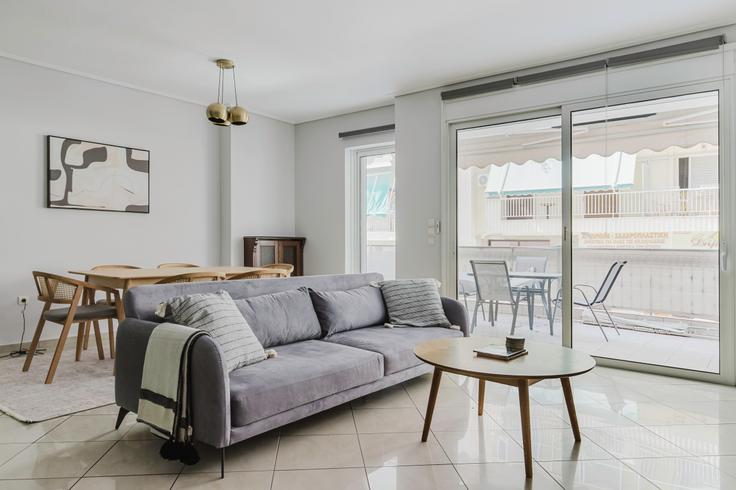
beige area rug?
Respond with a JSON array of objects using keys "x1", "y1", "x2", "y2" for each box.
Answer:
[{"x1": 0, "y1": 352, "x2": 114, "y2": 422}]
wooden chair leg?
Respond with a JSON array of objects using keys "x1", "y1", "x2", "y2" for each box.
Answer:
[
  {"x1": 22, "y1": 304, "x2": 50, "y2": 372},
  {"x1": 108, "y1": 318, "x2": 116, "y2": 359},
  {"x1": 75, "y1": 323, "x2": 85, "y2": 361},
  {"x1": 45, "y1": 316, "x2": 75, "y2": 384},
  {"x1": 93, "y1": 321, "x2": 105, "y2": 360},
  {"x1": 83, "y1": 322, "x2": 90, "y2": 350}
]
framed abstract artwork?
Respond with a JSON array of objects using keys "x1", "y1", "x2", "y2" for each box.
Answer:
[{"x1": 47, "y1": 135, "x2": 150, "y2": 213}]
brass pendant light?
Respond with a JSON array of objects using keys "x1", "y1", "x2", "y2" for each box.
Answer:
[{"x1": 206, "y1": 59, "x2": 248, "y2": 127}]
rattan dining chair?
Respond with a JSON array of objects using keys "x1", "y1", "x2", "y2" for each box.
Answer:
[
  {"x1": 24, "y1": 272, "x2": 124, "y2": 384},
  {"x1": 156, "y1": 263, "x2": 200, "y2": 269},
  {"x1": 155, "y1": 271, "x2": 225, "y2": 284},
  {"x1": 228, "y1": 270, "x2": 286, "y2": 280},
  {"x1": 83, "y1": 264, "x2": 141, "y2": 357},
  {"x1": 263, "y1": 263, "x2": 295, "y2": 277}
]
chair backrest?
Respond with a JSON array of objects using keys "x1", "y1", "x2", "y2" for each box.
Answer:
[
  {"x1": 157, "y1": 263, "x2": 199, "y2": 269},
  {"x1": 228, "y1": 270, "x2": 285, "y2": 280},
  {"x1": 91, "y1": 264, "x2": 141, "y2": 270},
  {"x1": 155, "y1": 271, "x2": 224, "y2": 284},
  {"x1": 592, "y1": 261, "x2": 627, "y2": 304},
  {"x1": 32, "y1": 271, "x2": 82, "y2": 304},
  {"x1": 264, "y1": 263, "x2": 295, "y2": 276},
  {"x1": 514, "y1": 256, "x2": 548, "y2": 273},
  {"x1": 470, "y1": 260, "x2": 514, "y2": 303}
]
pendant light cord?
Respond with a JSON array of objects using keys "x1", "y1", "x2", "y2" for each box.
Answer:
[{"x1": 232, "y1": 67, "x2": 239, "y2": 107}]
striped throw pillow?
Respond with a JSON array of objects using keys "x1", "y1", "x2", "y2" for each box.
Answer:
[
  {"x1": 378, "y1": 279, "x2": 451, "y2": 328},
  {"x1": 168, "y1": 290, "x2": 266, "y2": 371}
]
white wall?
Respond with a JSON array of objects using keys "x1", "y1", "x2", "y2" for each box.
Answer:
[
  {"x1": 394, "y1": 89, "x2": 443, "y2": 281},
  {"x1": 0, "y1": 58, "x2": 298, "y2": 348},
  {"x1": 222, "y1": 114, "x2": 295, "y2": 265},
  {"x1": 0, "y1": 57, "x2": 220, "y2": 346},
  {"x1": 295, "y1": 106, "x2": 395, "y2": 275}
]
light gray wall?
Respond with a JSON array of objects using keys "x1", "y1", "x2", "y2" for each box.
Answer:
[
  {"x1": 0, "y1": 57, "x2": 298, "y2": 348},
  {"x1": 223, "y1": 114, "x2": 295, "y2": 265},
  {"x1": 295, "y1": 106, "x2": 394, "y2": 275},
  {"x1": 394, "y1": 89, "x2": 443, "y2": 281}
]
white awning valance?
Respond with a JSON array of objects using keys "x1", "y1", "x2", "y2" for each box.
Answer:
[
  {"x1": 485, "y1": 153, "x2": 636, "y2": 196},
  {"x1": 458, "y1": 92, "x2": 718, "y2": 169}
]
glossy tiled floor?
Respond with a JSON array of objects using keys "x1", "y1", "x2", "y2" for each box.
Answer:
[{"x1": 1, "y1": 366, "x2": 736, "y2": 489}]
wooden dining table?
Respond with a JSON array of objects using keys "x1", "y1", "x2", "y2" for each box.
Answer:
[{"x1": 69, "y1": 266, "x2": 272, "y2": 293}]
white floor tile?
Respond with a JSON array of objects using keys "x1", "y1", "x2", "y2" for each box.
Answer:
[
  {"x1": 367, "y1": 465, "x2": 467, "y2": 490},
  {"x1": 173, "y1": 471, "x2": 273, "y2": 489},
  {"x1": 540, "y1": 459, "x2": 658, "y2": 489},
  {"x1": 275, "y1": 434, "x2": 363, "y2": 470},
  {"x1": 359, "y1": 432, "x2": 449, "y2": 466},
  {"x1": 73, "y1": 474, "x2": 178, "y2": 489},
  {"x1": 0, "y1": 417, "x2": 68, "y2": 444},
  {"x1": 455, "y1": 462, "x2": 562, "y2": 489},
  {"x1": 86, "y1": 440, "x2": 183, "y2": 476},
  {"x1": 648, "y1": 424, "x2": 736, "y2": 455},
  {"x1": 39, "y1": 414, "x2": 133, "y2": 442},
  {"x1": 352, "y1": 408, "x2": 425, "y2": 433},
  {"x1": 184, "y1": 434, "x2": 279, "y2": 473},
  {"x1": 622, "y1": 456, "x2": 736, "y2": 490},
  {"x1": 433, "y1": 429, "x2": 525, "y2": 464},
  {"x1": 0, "y1": 479, "x2": 77, "y2": 489},
  {"x1": 506, "y1": 428, "x2": 612, "y2": 461},
  {"x1": 583, "y1": 426, "x2": 691, "y2": 459},
  {"x1": 0, "y1": 441, "x2": 113, "y2": 479},
  {"x1": 272, "y1": 468, "x2": 368, "y2": 490}
]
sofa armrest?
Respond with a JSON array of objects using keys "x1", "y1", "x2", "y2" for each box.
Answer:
[
  {"x1": 441, "y1": 296, "x2": 469, "y2": 337},
  {"x1": 115, "y1": 318, "x2": 231, "y2": 448}
]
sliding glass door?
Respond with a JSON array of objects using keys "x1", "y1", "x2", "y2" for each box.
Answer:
[
  {"x1": 456, "y1": 114, "x2": 564, "y2": 344},
  {"x1": 453, "y1": 84, "x2": 729, "y2": 380},
  {"x1": 568, "y1": 91, "x2": 721, "y2": 373}
]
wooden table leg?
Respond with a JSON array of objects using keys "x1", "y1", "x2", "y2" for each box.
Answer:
[
  {"x1": 518, "y1": 378, "x2": 533, "y2": 478},
  {"x1": 421, "y1": 367, "x2": 443, "y2": 442},
  {"x1": 477, "y1": 379, "x2": 485, "y2": 416},
  {"x1": 561, "y1": 377, "x2": 581, "y2": 441}
]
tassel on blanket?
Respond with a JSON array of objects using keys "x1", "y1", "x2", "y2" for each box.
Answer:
[{"x1": 265, "y1": 349, "x2": 278, "y2": 358}]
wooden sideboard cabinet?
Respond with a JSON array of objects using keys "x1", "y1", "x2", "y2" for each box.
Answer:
[{"x1": 243, "y1": 236, "x2": 306, "y2": 276}]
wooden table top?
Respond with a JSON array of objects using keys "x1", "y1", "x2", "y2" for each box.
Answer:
[
  {"x1": 69, "y1": 266, "x2": 269, "y2": 279},
  {"x1": 415, "y1": 337, "x2": 595, "y2": 380}
]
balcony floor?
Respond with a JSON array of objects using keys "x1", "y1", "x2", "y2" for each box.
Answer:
[{"x1": 468, "y1": 307, "x2": 719, "y2": 374}]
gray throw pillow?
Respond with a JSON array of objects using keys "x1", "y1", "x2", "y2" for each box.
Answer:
[
  {"x1": 309, "y1": 286, "x2": 387, "y2": 336},
  {"x1": 234, "y1": 287, "x2": 322, "y2": 348},
  {"x1": 379, "y1": 279, "x2": 451, "y2": 328},
  {"x1": 168, "y1": 290, "x2": 266, "y2": 371}
]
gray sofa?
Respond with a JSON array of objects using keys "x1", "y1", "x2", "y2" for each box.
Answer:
[{"x1": 114, "y1": 273, "x2": 468, "y2": 470}]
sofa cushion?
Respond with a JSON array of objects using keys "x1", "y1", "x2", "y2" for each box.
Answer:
[
  {"x1": 379, "y1": 279, "x2": 452, "y2": 328},
  {"x1": 309, "y1": 286, "x2": 387, "y2": 336},
  {"x1": 168, "y1": 290, "x2": 267, "y2": 372},
  {"x1": 229, "y1": 340, "x2": 384, "y2": 427},
  {"x1": 234, "y1": 287, "x2": 322, "y2": 348},
  {"x1": 324, "y1": 326, "x2": 462, "y2": 375}
]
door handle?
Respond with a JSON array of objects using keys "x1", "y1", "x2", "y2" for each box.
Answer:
[{"x1": 721, "y1": 242, "x2": 728, "y2": 272}]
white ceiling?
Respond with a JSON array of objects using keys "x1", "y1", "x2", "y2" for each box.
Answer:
[{"x1": 1, "y1": 0, "x2": 735, "y2": 123}]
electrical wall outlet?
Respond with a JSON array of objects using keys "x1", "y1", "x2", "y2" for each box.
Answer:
[{"x1": 17, "y1": 296, "x2": 28, "y2": 305}]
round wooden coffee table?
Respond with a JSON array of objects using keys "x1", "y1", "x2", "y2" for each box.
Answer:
[{"x1": 415, "y1": 337, "x2": 596, "y2": 478}]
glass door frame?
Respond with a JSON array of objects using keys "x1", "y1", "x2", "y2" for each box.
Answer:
[
  {"x1": 345, "y1": 143, "x2": 396, "y2": 275},
  {"x1": 448, "y1": 80, "x2": 735, "y2": 385},
  {"x1": 561, "y1": 80, "x2": 734, "y2": 384}
]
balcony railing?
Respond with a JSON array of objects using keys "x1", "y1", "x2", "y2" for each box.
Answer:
[{"x1": 490, "y1": 187, "x2": 718, "y2": 221}]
